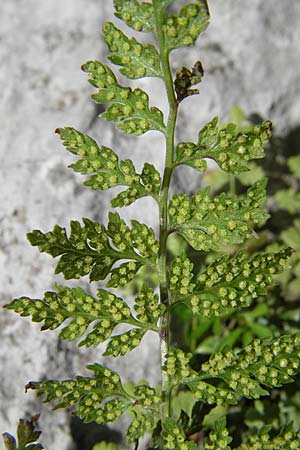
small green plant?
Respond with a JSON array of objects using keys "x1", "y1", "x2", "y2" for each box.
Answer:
[
  {"x1": 2, "y1": 416, "x2": 43, "y2": 450},
  {"x1": 3, "y1": 1, "x2": 300, "y2": 449}
]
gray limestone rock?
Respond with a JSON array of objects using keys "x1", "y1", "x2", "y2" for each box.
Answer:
[{"x1": 1, "y1": 0, "x2": 300, "y2": 448}]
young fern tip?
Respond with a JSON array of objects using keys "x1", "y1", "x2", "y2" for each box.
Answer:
[{"x1": 3, "y1": 1, "x2": 299, "y2": 449}]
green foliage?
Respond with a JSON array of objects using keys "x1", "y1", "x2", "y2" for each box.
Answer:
[
  {"x1": 275, "y1": 188, "x2": 300, "y2": 214},
  {"x1": 104, "y1": 22, "x2": 162, "y2": 79},
  {"x1": 202, "y1": 418, "x2": 300, "y2": 450},
  {"x1": 205, "y1": 417, "x2": 232, "y2": 450},
  {"x1": 5, "y1": 286, "x2": 161, "y2": 353},
  {"x1": 82, "y1": 60, "x2": 165, "y2": 136},
  {"x1": 163, "y1": 349, "x2": 194, "y2": 382},
  {"x1": 161, "y1": 334, "x2": 300, "y2": 411},
  {"x1": 272, "y1": 154, "x2": 300, "y2": 302},
  {"x1": 4, "y1": 1, "x2": 299, "y2": 449},
  {"x1": 26, "y1": 366, "x2": 160, "y2": 443},
  {"x1": 162, "y1": 334, "x2": 300, "y2": 410},
  {"x1": 279, "y1": 220, "x2": 300, "y2": 300},
  {"x1": 56, "y1": 127, "x2": 161, "y2": 206},
  {"x1": 113, "y1": 0, "x2": 209, "y2": 53},
  {"x1": 169, "y1": 179, "x2": 269, "y2": 251},
  {"x1": 114, "y1": 0, "x2": 156, "y2": 33},
  {"x1": 26, "y1": 212, "x2": 158, "y2": 285},
  {"x1": 196, "y1": 334, "x2": 300, "y2": 400},
  {"x1": 160, "y1": 2, "x2": 209, "y2": 52},
  {"x1": 134, "y1": 284, "x2": 165, "y2": 325},
  {"x1": 171, "y1": 248, "x2": 291, "y2": 317},
  {"x1": 161, "y1": 418, "x2": 197, "y2": 450},
  {"x1": 171, "y1": 118, "x2": 300, "y2": 446},
  {"x1": 237, "y1": 424, "x2": 300, "y2": 449},
  {"x1": 288, "y1": 155, "x2": 300, "y2": 179},
  {"x1": 111, "y1": 162, "x2": 161, "y2": 208},
  {"x1": 175, "y1": 118, "x2": 272, "y2": 174},
  {"x1": 2, "y1": 417, "x2": 43, "y2": 450}
]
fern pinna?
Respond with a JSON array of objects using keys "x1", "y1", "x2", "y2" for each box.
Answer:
[{"x1": 4, "y1": 1, "x2": 300, "y2": 449}]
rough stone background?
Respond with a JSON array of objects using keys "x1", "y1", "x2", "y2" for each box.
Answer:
[{"x1": 1, "y1": 0, "x2": 300, "y2": 449}]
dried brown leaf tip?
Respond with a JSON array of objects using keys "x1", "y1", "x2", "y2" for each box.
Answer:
[{"x1": 174, "y1": 60, "x2": 204, "y2": 103}]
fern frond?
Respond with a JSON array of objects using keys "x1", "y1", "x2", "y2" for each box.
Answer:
[
  {"x1": 237, "y1": 424, "x2": 300, "y2": 449},
  {"x1": 114, "y1": 0, "x2": 156, "y2": 33},
  {"x1": 205, "y1": 417, "x2": 232, "y2": 450},
  {"x1": 111, "y1": 162, "x2": 161, "y2": 208},
  {"x1": 104, "y1": 22, "x2": 162, "y2": 78},
  {"x1": 57, "y1": 127, "x2": 161, "y2": 206},
  {"x1": 26, "y1": 212, "x2": 158, "y2": 286},
  {"x1": 26, "y1": 367, "x2": 160, "y2": 441},
  {"x1": 176, "y1": 118, "x2": 272, "y2": 175},
  {"x1": 170, "y1": 249, "x2": 292, "y2": 317},
  {"x1": 82, "y1": 60, "x2": 166, "y2": 135},
  {"x1": 161, "y1": 2, "x2": 209, "y2": 52},
  {"x1": 5, "y1": 285, "x2": 162, "y2": 354},
  {"x1": 162, "y1": 418, "x2": 197, "y2": 450},
  {"x1": 169, "y1": 179, "x2": 269, "y2": 251},
  {"x1": 187, "y1": 334, "x2": 300, "y2": 405}
]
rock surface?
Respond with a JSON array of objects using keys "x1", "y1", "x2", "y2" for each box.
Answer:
[{"x1": 1, "y1": 0, "x2": 300, "y2": 448}]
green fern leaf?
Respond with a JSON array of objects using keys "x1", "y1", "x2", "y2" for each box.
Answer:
[
  {"x1": 275, "y1": 187, "x2": 300, "y2": 214},
  {"x1": 163, "y1": 349, "x2": 195, "y2": 383},
  {"x1": 162, "y1": 418, "x2": 197, "y2": 450},
  {"x1": 176, "y1": 118, "x2": 272, "y2": 175},
  {"x1": 189, "y1": 381, "x2": 236, "y2": 406},
  {"x1": 26, "y1": 364, "x2": 128, "y2": 423},
  {"x1": 2, "y1": 417, "x2": 43, "y2": 450},
  {"x1": 104, "y1": 22, "x2": 162, "y2": 78},
  {"x1": 127, "y1": 411, "x2": 158, "y2": 443},
  {"x1": 56, "y1": 127, "x2": 136, "y2": 189},
  {"x1": 5, "y1": 285, "x2": 161, "y2": 353},
  {"x1": 111, "y1": 162, "x2": 161, "y2": 207},
  {"x1": 56, "y1": 128, "x2": 161, "y2": 206},
  {"x1": 169, "y1": 179, "x2": 269, "y2": 251},
  {"x1": 163, "y1": 351, "x2": 237, "y2": 406},
  {"x1": 2, "y1": 434, "x2": 17, "y2": 450},
  {"x1": 170, "y1": 255, "x2": 195, "y2": 297},
  {"x1": 26, "y1": 212, "x2": 158, "y2": 285},
  {"x1": 134, "y1": 285, "x2": 165, "y2": 326},
  {"x1": 164, "y1": 336, "x2": 300, "y2": 407},
  {"x1": 126, "y1": 384, "x2": 160, "y2": 442},
  {"x1": 82, "y1": 60, "x2": 166, "y2": 135},
  {"x1": 161, "y1": 2, "x2": 209, "y2": 52},
  {"x1": 193, "y1": 334, "x2": 300, "y2": 403},
  {"x1": 113, "y1": 0, "x2": 155, "y2": 33},
  {"x1": 26, "y1": 367, "x2": 160, "y2": 436},
  {"x1": 205, "y1": 417, "x2": 232, "y2": 450},
  {"x1": 171, "y1": 249, "x2": 291, "y2": 317},
  {"x1": 281, "y1": 221, "x2": 300, "y2": 250},
  {"x1": 104, "y1": 328, "x2": 146, "y2": 357},
  {"x1": 237, "y1": 424, "x2": 300, "y2": 449},
  {"x1": 106, "y1": 261, "x2": 143, "y2": 288}
]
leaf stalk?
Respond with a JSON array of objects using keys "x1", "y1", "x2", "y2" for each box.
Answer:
[{"x1": 153, "y1": 0, "x2": 178, "y2": 424}]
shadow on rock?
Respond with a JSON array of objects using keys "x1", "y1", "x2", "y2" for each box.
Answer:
[{"x1": 70, "y1": 416, "x2": 122, "y2": 450}]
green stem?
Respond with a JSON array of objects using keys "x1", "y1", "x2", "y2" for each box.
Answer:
[
  {"x1": 229, "y1": 174, "x2": 236, "y2": 195},
  {"x1": 153, "y1": 0, "x2": 178, "y2": 423}
]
